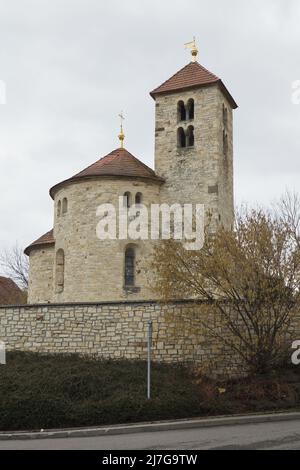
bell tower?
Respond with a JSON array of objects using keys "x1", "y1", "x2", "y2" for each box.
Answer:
[{"x1": 150, "y1": 42, "x2": 238, "y2": 229}]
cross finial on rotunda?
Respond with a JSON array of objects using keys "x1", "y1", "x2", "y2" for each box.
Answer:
[{"x1": 118, "y1": 111, "x2": 125, "y2": 148}]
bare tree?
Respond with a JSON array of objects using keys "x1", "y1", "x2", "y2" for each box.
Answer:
[
  {"x1": 277, "y1": 190, "x2": 300, "y2": 250},
  {"x1": 0, "y1": 243, "x2": 29, "y2": 290},
  {"x1": 152, "y1": 197, "x2": 300, "y2": 374}
]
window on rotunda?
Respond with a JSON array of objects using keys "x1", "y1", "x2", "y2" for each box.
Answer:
[
  {"x1": 135, "y1": 192, "x2": 142, "y2": 205},
  {"x1": 55, "y1": 249, "x2": 65, "y2": 293},
  {"x1": 62, "y1": 198, "x2": 68, "y2": 215},
  {"x1": 57, "y1": 200, "x2": 61, "y2": 217},
  {"x1": 124, "y1": 246, "x2": 135, "y2": 287},
  {"x1": 124, "y1": 192, "x2": 131, "y2": 208}
]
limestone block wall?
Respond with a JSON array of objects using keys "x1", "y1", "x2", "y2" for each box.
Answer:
[
  {"x1": 154, "y1": 86, "x2": 234, "y2": 229},
  {"x1": 27, "y1": 246, "x2": 54, "y2": 304},
  {"x1": 0, "y1": 301, "x2": 241, "y2": 377},
  {"x1": 1, "y1": 300, "x2": 299, "y2": 377}
]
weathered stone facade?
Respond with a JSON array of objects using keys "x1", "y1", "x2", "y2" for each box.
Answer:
[
  {"x1": 154, "y1": 87, "x2": 234, "y2": 229},
  {"x1": 26, "y1": 58, "x2": 236, "y2": 306},
  {"x1": 28, "y1": 178, "x2": 162, "y2": 304},
  {"x1": 28, "y1": 246, "x2": 54, "y2": 304}
]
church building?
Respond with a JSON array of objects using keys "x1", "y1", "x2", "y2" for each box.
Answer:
[{"x1": 25, "y1": 43, "x2": 237, "y2": 305}]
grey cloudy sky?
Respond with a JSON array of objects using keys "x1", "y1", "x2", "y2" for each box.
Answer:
[{"x1": 0, "y1": 0, "x2": 299, "y2": 255}]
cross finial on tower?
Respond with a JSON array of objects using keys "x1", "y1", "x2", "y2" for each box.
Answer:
[
  {"x1": 184, "y1": 37, "x2": 198, "y2": 62},
  {"x1": 118, "y1": 111, "x2": 125, "y2": 148}
]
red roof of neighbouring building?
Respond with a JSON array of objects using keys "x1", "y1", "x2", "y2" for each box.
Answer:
[
  {"x1": 150, "y1": 61, "x2": 237, "y2": 109},
  {"x1": 0, "y1": 277, "x2": 25, "y2": 305}
]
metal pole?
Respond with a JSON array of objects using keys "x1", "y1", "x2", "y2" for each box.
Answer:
[{"x1": 147, "y1": 320, "x2": 152, "y2": 400}]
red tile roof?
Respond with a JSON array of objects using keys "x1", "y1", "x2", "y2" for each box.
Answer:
[
  {"x1": 0, "y1": 277, "x2": 24, "y2": 305},
  {"x1": 150, "y1": 61, "x2": 237, "y2": 109},
  {"x1": 50, "y1": 147, "x2": 164, "y2": 199},
  {"x1": 24, "y1": 229, "x2": 55, "y2": 256}
]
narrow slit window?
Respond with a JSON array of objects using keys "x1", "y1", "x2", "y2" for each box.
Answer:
[
  {"x1": 223, "y1": 130, "x2": 228, "y2": 157},
  {"x1": 55, "y1": 249, "x2": 65, "y2": 293},
  {"x1": 135, "y1": 192, "x2": 142, "y2": 205},
  {"x1": 125, "y1": 247, "x2": 135, "y2": 287},
  {"x1": 62, "y1": 198, "x2": 68, "y2": 214},
  {"x1": 124, "y1": 192, "x2": 131, "y2": 208}
]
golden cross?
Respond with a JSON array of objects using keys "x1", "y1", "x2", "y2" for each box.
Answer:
[
  {"x1": 118, "y1": 111, "x2": 125, "y2": 148},
  {"x1": 119, "y1": 111, "x2": 125, "y2": 127}
]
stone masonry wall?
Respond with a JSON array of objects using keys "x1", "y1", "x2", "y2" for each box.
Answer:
[
  {"x1": 1, "y1": 300, "x2": 299, "y2": 377},
  {"x1": 0, "y1": 300, "x2": 242, "y2": 377},
  {"x1": 28, "y1": 246, "x2": 54, "y2": 304}
]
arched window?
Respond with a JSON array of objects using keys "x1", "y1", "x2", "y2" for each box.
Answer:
[
  {"x1": 187, "y1": 98, "x2": 194, "y2": 120},
  {"x1": 177, "y1": 127, "x2": 186, "y2": 148},
  {"x1": 123, "y1": 192, "x2": 131, "y2": 208},
  {"x1": 57, "y1": 200, "x2": 61, "y2": 217},
  {"x1": 62, "y1": 198, "x2": 68, "y2": 215},
  {"x1": 223, "y1": 130, "x2": 228, "y2": 157},
  {"x1": 223, "y1": 104, "x2": 228, "y2": 128},
  {"x1": 186, "y1": 125, "x2": 195, "y2": 147},
  {"x1": 55, "y1": 249, "x2": 65, "y2": 293},
  {"x1": 177, "y1": 101, "x2": 186, "y2": 122},
  {"x1": 135, "y1": 192, "x2": 142, "y2": 205},
  {"x1": 125, "y1": 246, "x2": 135, "y2": 287}
]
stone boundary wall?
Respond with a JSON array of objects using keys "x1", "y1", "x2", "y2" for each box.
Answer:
[
  {"x1": 0, "y1": 300, "x2": 299, "y2": 377},
  {"x1": 0, "y1": 300, "x2": 238, "y2": 376}
]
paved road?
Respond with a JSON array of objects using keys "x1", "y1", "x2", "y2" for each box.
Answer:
[{"x1": 1, "y1": 418, "x2": 300, "y2": 449}]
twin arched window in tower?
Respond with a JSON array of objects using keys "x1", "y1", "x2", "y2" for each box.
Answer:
[
  {"x1": 177, "y1": 99, "x2": 194, "y2": 122},
  {"x1": 177, "y1": 125, "x2": 195, "y2": 149},
  {"x1": 177, "y1": 98, "x2": 195, "y2": 149}
]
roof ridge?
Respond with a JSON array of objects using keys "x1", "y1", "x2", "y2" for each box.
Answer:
[
  {"x1": 150, "y1": 60, "x2": 237, "y2": 108},
  {"x1": 72, "y1": 151, "x2": 115, "y2": 177},
  {"x1": 50, "y1": 147, "x2": 164, "y2": 200},
  {"x1": 119, "y1": 148, "x2": 157, "y2": 175},
  {"x1": 150, "y1": 61, "x2": 220, "y2": 97},
  {"x1": 24, "y1": 229, "x2": 55, "y2": 256},
  {"x1": 73, "y1": 148, "x2": 157, "y2": 179},
  {"x1": 194, "y1": 61, "x2": 220, "y2": 81},
  {"x1": 150, "y1": 62, "x2": 194, "y2": 95}
]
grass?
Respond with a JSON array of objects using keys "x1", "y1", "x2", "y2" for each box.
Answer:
[{"x1": 0, "y1": 351, "x2": 300, "y2": 431}]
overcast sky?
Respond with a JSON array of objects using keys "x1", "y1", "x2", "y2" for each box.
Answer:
[{"x1": 0, "y1": 0, "x2": 299, "y2": 257}]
